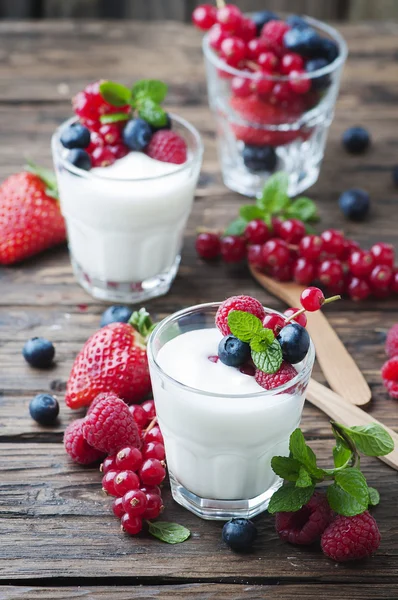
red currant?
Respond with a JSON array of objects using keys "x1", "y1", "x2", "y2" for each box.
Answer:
[
  {"x1": 122, "y1": 489, "x2": 148, "y2": 517},
  {"x1": 271, "y1": 216, "x2": 283, "y2": 237},
  {"x1": 263, "y1": 313, "x2": 285, "y2": 334},
  {"x1": 258, "y1": 51, "x2": 279, "y2": 72},
  {"x1": 284, "y1": 308, "x2": 307, "y2": 328},
  {"x1": 370, "y1": 242, "x2": 395, "y2": 268},
  {"x1": 246, "y1": 37, "x2": 270, "y2": 60},
  {"x1": 293, "y1": 257, "x2": 316, "y2": 285},
  {"x1": 391, "y1": 270, "x2": 398, "y2": 294},
  {"x1": 112, "y1": 496, "x2": 125, "y2": 519},
  {"x1": 208, "y1": 23, "x2": 228, "y2": 51},
  {"x1": 129, "y1": 404, "x2": 149, "y2": 429},
  {"x1": 140, "y1": 485, "x2": 161, "y2": 497},
  {"x1": 109, "y1": 143, "x2": 129, "y2": 159},
  {"x1": 348, "y1": 250, "x2": 374, "y2": 278},
  {"x1": 247, "y1": 244, "x2": 265, "y2": 269},
  {"x1": 116, "y1": 446, "x2": 143, "y2": 472},
  {"x1": 231, "y1": 76, "x2": 252, "y2": 98},
  {"x1": 270, "y1": 82, "x2": 295, "y2": 104},
  {"x1": 100, "y1": 455, "x2": 117, "y2": 474},
  {"x1": 262, "y1": 239, "x2": 290, "y2": 268},
  {"x1": 220, "y1": 36, "x2": 246, "y2": 67},
  {"x1": 195, "y1": 232, "x2": 221, "y2": 260},
  {"x1": 144, "y1": 425, "x2": 164, "y2": 445},
  {"x1": 281, "y1": 53, "x2": 304, "y2": 74},
  {"x1": 217, "y1": 5, "x2": 243, "y2": 33},
  {"x1": 91, "y1": 145, "x2": 116, "y2": 168},
  {"x1": 98, "y1": 123, "x2": 123, "y2": 145},
  {"x1": 139, "y1": 458, "x2": 166, "y2": 487},
  {"x1": 347, "y1": 277, "x2": 371, "y2": 301},
  {"x1": 102, "y1": 470, "x2": 119, "y2": 496},
  {"x1": 143, "y1": 442, "x2": 166, "y2": 461},
  {"x1": 142, "y1": 492, "x2": 164, "y2": 520},
  {"x1": 318, "y1": 259, "x2": 344, "y2": 287},
  {"x1": 321, "y1": 229, "x2": 345, "y2": 258},
  {"x1": 221, "y1": 235, "x2": 247, "y2": 263},
  {"x1": 341, "y1": 238, "x2": 361, "y2": 261},
  {"x1": 253, "y1": 73, "x2": 274, "y2": 98},
  {"x1": 113, "y1": 470, "x2": 140, "y2": 497},
  {"x1": 121, "y1": 513, "x2": 143, "y2": 535},
  {"x1": 192, "y1": 4, "x2": 217, "y2": 30},
  {"x1": 245, "y1": 219, "x2": 270, "y2": 245},
  {"x1": 279, "y1": 219, "x2": 306, "y2": 244},
  {"x1": 261, "y1": 20, "x2": 291, "y2": 47},
  {"x1": 369, "y1": 265, "x2": 393, "y2": 290},
  {"x1": 270, "y1": 261, "x2": 294, "y2": 282},
  {"x1": 141, "y1": 400, "x2": 156, "y2": 421},
  {"x1": 289, "y1": 70, "x2": 311, "y2": 94},
  {"x1": 300, "y1": 286, "x2": 325, "y2": 311},
  {"x1": 239, "y1": 18, "x2": 257, "y2": 42}
]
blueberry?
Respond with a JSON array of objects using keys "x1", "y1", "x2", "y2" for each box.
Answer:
[
  {"x1": 100, "y1": 305, "x2": 132, "y2": 327},
  {"x1": 393, "y1": 166, "x2": 398, "y2": 187},
  {"x1": 243, "y1": 145, "x2": 277, "y2": 173},
  {"x1": 151, "y1": 113, "x2": 171, "y2": 134},
  {"x1": 60, "y1": 123, "x2": 90, "y2": 149},
  {"x1": 286, "y1": 15, "x2": 310, "y2": 30},
  {"x1": 339, "y1": 188, "x2": 370, "y2": 221},
  {"x1": 68, "y1": 148, "x2": 92, "y2": 171},
  {"x1": 218, "y1": 335, "x2": 251, "y2": 367},
  {"x1": 283, "y1": 27, "x2": 321, "y2": 57},
  {"x1": 251, "y1": 10, "x2": 279, "y2": 35},
  {"x1": 342, "y1": 127, "x2": 371, "y2": 154},
  {"x1": 306, "y1": 58, "x2": 330, "y2": 90},
  {"x1": 222, "y1": 518, "x2": 257, "y2": 552},
  {"x1": 277, "y1": 322, "x2": 310, "y2": 364},
  {"x1": 316, "y1": 38, "x2": 339, "y2": 64},
  {"x1": 29, "y1": 393, "x2": 59, "y2": 425},
  {"x1": 22, "y1": 337, "x2": 55, "y2": 368},
  {"x1": 122, "y1": 118, "x2": 153, "y2": 151}
]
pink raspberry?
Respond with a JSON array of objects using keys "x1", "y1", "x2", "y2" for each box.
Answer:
[
  {"x1": 82, "y1": 394, "x2": 141, "y2": 454},
  {"x1": 275, "y1": 492, "x2": 334, "y2": 545},
  {"x1": 383, "y1": 379, "x2": 398, "y2": 400},
  {"x1": 86, "y1": 391, "x2": 120, "y2": 415},
  {"x1": 261, "y1": 20, "x2": 291, "y2": 52},
  {"x1": 385, "y1": 324, "x2": 398, "y2": 358},
  {"x1": 255, "y1": 362, "x2": 297, "y2": 390},
  {"x1": 321, "y1": 511, "x2": 381, "y2": 562},
  {"x1": 64, "y1": 418, "x2": 105, "y2": 465},
  {"x1": 145, "y1": 130, "x2": 187, "y2": 165},
  {"x1": 215, "y1": 295, "x2": 266, "y2": 336},
  {"x1": 381, "y1": 356, "x2": 398, "y2": 381}
]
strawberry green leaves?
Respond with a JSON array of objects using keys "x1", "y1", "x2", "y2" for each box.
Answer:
[
  {"x1": 227, "y1": 311, "x2": 282, "y2": 374},
  {"x1": 26, "y1": 160, "x2": 58, "y2": 200}
]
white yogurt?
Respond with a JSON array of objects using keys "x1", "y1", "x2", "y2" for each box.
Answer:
[{"x1": 151, "y1": 328, "x2": 306, "y2": 501}]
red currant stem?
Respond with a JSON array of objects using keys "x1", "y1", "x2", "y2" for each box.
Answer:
[
  {"x1": 143, "y1": 416, "x2": 158, "y2": 436},
  {"x1": 246, "y1": 60, "x2": 261, "y2": 71},
  {"x1": 284, "y1": 307, "x2": 306, "y2": 324},
  {"x1": 216, "y1": 0, "x2": 225, "y2": 9},
  {"x1": 287, "y1": 244, "x2": 299, "y2": 251},
  {"x1": 322, "y1": 295, "x2": 341, "y2": 306},
  {"x1": 196, "y1": 226, "x2": 223, "y2": 235}
]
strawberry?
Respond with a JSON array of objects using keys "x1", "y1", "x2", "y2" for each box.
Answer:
[
  {"x1": 0, "y1": 169, "x2": 66, "y2": 265},
  {"x1": 65, "y1": 309, "x2": 153, "y2": 409}
]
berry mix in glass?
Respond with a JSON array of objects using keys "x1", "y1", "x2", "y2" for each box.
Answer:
[{"x1": 193, "y1": 3, "x2": 347, "y2": 197}]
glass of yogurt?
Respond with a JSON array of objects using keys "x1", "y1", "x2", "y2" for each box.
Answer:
[
  {"x1": 51, "y1": 115, "x2": 203, "y2": 303},
  {"x1": 147, "y1": 302, "x2": 315, "y2": 520}
]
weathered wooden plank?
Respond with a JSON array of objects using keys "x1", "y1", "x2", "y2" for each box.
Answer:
[{"x1": 349, "y1": 0, "x2": 398, "y2": 20}]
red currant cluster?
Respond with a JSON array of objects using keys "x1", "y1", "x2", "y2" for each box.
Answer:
[{"x1": 196, "y1": 218, "x2": 397, "y2": 301}]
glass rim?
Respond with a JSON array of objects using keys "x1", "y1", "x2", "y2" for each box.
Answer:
[
  {"x1": 147, "y1": 301, "x2": 315, "y2": 399},
  {"x1": 51, "y1": 113, "x2": 204, "y2": 183},
  {"x1": 202, "y1": 14, "x2": 348, "y2": 82}
]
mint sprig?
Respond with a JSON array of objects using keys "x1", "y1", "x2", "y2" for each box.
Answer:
[
  {"x1": 227, "y1": 310, "x2": 282, "y2": 374},
  {"x1": 147, "y1": 521, "x2": 190, "y2": 544},
  {"x1": 268, "y1": 421, "x2": 394, "y2": 517}
]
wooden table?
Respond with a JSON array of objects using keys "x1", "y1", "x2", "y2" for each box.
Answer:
[{"x1": 1, "y1": 20, "x2": 397, "y2": 600}]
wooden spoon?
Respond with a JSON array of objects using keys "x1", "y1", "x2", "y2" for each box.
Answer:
[
  {"x1": 307, "y1": 380, "x2": 398, "y2": 470},
  {"x1": 250, "y1": 266, "x2": 372, "y2": 406}
]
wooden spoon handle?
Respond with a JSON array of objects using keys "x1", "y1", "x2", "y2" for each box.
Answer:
[
  {"x1": 250, "y1": 267, "x2": 372, "y2": 406},
  {"x1": 307, "y1": 379, "x2": 398, "y2": 470}
]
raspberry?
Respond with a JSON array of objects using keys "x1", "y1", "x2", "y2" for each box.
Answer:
[
  {"x1": 384, "y1": 379, "x2": 398, "y2": 399},
  {"x1": 82, "y1": 394, "x2": 140, "y2": 454},
  {"x1": 145, "y1": 130, "x2": 187, "y2": 165},
  {"x1": 64, "y1": 418, "x2": 105, "y2": 465},
  {"x1": 386, "y1": 324, "x2": 398, "y2": 358},
  {"x1": 261, "y1": 20, "x2": 291, "y2": 52},
  {"x1": 381, "y1": 356, "x2": 398, "y2": 382},
  {"x1": 321, "y1": 511, "x2": 381, "y2": 562},
  {"x1": 275, "y1": 492, "x2": 334, "y2": 545},
  {"x1": 216, "y1": 295, "x2": 266, "y2": 336},
  {"x1": 255, "y1": 362, "x2": 297, "y2": 390}
]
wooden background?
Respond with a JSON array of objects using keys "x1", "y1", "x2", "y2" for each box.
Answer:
[{"x1": 1, "y1": 0, "x2": 398, "y2": 21}]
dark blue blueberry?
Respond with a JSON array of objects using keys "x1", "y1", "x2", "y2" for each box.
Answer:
[
  {"x1": 218, "y1": 335, "x2": 251, "y2": 367},
  {"x1": 179, "y1": 311, "x2": 207, "y2": 333},
  {"x1": 393, "y1": 166, "x2": 398, "y2": 187},
  {"x1": 306, "y1": 58, "x2": 330, "y2": 90},
  {"x1": 222, "y1": 519, "x2": 257, "y2": 552},
  {"x1": 342, "y1": 127, "x2": 371, "y2": 154},
  {"x1": 286, "y1": 14, "x2": 310, "y2": 30},
  {"x1": 122, "y1": 118, "x2": 153, "y2": 151},
  {"x1": 100, "y1": 305, "x2": 133, "y2": 327},
  {"x1": 29, "y1": 393, "x2": 59, "y2": 425},
  {"x1": 151, "y1": 113, "x2": 172, "y2": 134},
  {"x1": 243, "y1": 145, "x2": 277, "y2": 173},
  {"x1": 22, "y1": 337, "x2": 55, "y2": 368},
  {"x1": 60, "y1": 123, "x2": 91, "y2": 149},
  {"x1": 68, "y1": 148, "x2": 92, "y2": 171},
  {"x1": 339, "y1": 188, "x2": 370, "y2": 221},
  {"x1": 283, "y1": 27, "x2": 321, "y2": 57},
  {"x1": 251, "y1": 10, "x2": 279, "y2": 35},
  {"x1": 277, "y1": 323, "x2": 310, "y2": 364},
  {"x1": 315, "y1": 38, "x2": 339, "y2": 64}
]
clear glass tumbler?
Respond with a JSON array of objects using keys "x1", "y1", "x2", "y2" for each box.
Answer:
[
  {"x1": 147, "y1": 302, "x2": 315, "y2": 520},
  {"x1": 203, "y1": 16, "x2": 348, "y2": 197},
  {"x1": 52, "y1": 115, "x2": 203, "y2": 303}
]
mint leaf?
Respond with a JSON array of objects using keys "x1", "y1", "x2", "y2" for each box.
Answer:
[
  {"x1": 289, "y1": 429, "x2": 324, "y2": 480},
  {"x1": 271, "y1": 456, "x2": 301, "y2": 482},
  {"x1": 224, "y1": 218, "x2": 247, "y2": 236},
  {"x1": 99, "y1": 81, "x2": 131, "y2": 106},
  {"x1": 137, "y1": 99, "x2": 168, "y2": 128},
  {"x1": 148, "y1": 521, "x2": 190, "y2": 544},
  {"x1": 368, "y1": 487, "x2": 380, "y2": 507},
  {"x1": 250, "y1": 328, "x2": 274, "y2": 353},
  {"x1": 228, "y1": 310, "x2": 263, "y2": 343},
  {"x1": 132, "y1": 79, "x2": 168, "y2": 104},
  {"x1": 257, "y1": 172, "x2": 290, "y2": 213},
  {"x1": 239, "y1": 204, "x2": 264, "y2": 221},
  {"x1": 332, "y1": 439, "x2": 352, "y2": 468},
  {"x1": 100, "y1": 112, "x2": 130, "y2": 124},
  {"x1": 326, "y1": 468, "x2": 370, "y2": 516},
  {"x1": 252, "y1": 339, "x2": 283, "y2": 374},
  {"x1": 268, "y1": 482, "x2": 315, "y2": 514},
  {"x1": 286, "y1": 197, "x2": 318, "y2": 222},
  {"x1": 296, "y1": 466, "x2": 313, "y2": 488},
  {"x1": 339, "y1": 423, "x2": 394, "y2": 457}
]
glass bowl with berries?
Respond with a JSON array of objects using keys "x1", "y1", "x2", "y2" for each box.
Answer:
[
  {"x1": 52, "y1": 79, "x2": 203, "y2": 303},
  {"x1": 147, "y1": 293, "x2": 330, "y2": 520},
  {"x1": 193, "y1": 4, "x2": 347, "y2": 197}
]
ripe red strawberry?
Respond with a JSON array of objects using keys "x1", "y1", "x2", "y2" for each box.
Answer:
[
  {"x1": 65, "y1": 321, "x2": 151, "y2": 409},
  {"x1": 145, "y1": 130, "x2": 187, "y2": 164},
  {"x1": 0, "y1": 171, "x2": 66, "y2": 265}
]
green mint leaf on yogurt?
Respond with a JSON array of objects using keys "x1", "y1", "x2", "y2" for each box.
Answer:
[
  {"x1": 268, "y1": 482, "x2": 315, "y2": 514},
  {"x1": 251, "y1": 339, "x2": 283, "y2": 374},
  {"x1": 100, "y1": 112, "x2": 130, "y2": 124},
  {"x1": 338, "y1": 423, "x2": 394, "y2": 457},
  {"x1": 137, "y1": 98, "x2": 168, "y2": 128},
  {"x1": 132, "y1": 79, "x2": 168, "y2": 104},
  {"x1": 148, "y1": 521, "x2": 190, "y2": 544},
  {"x1": 227, "y1": 310, "x2": 263, "y2": 343},
  {"x1": 249, "y1": 328, "x2": 275, "y2": 353},
  {"x1": 99, "y1": 81, "x2": 132, "y2": 107},
  {"x1": 368, "y1": 487, "x2": 380, "y2": 507}
]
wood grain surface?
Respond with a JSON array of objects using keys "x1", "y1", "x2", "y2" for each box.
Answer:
[{"x1": 0, "y1": 19, "x2": 397, "y2": 600}]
